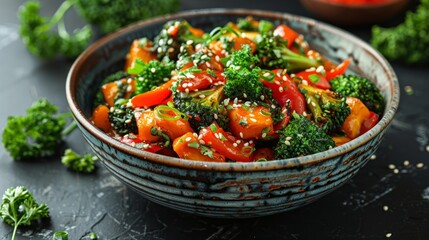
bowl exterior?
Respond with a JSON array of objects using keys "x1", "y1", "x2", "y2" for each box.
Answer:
[
  {"x1": 67, "y1": 9, "x2": 399, "y2": 218},
  {"x1": 78, "y1": 120, "x2": 386, "y2": 218}
]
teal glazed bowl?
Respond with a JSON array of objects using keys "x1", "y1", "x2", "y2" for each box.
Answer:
[{"x1": 66, "y1": 9, "x2": 399, "y2": 218}]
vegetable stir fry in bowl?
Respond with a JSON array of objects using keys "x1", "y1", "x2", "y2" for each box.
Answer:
[{"x1": 66, "y1": 9, "x2": 399, "y2": 218}]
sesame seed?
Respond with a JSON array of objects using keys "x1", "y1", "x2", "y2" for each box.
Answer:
[
  {"x1": 285, "y1": 140, "x2": 291, "y2": 145},
  {"x1": 168, "y1": 47, "x2": 174, "y2": 52},
  {"x1": 245, "y1": 101, "x2": 251, "y2": 106},
  {"x1": 185, "y1": 88, "x2": 189, "y2": 93},
  {"x1": 393, "y1": 169, "x2": 399, "y2": 174},
  {"x1": 205, "y1": 62, "x2": 211, "y2": 68},
  {"x1": 239, "y1": 132, "x2": 244, "y2": 138},
  {"x1": 388, "y1": 164, "x2": 396, "y2": 169},
  {"x1": 302, "y1": 80, "x2": 309, "y2": 85},
  {"x1": 186, "y1": 40, "x2": 193, "y2": 45},
  {"x1": 249, "y1": 113, "x2": 255, "y2": 117},
  {"x1": 249, "y1": 140, "x2": 254, "y2": 144},
  {"x1": 214, "y1": 133, "x2": 220, "y2": 139},
  {"x1": 110, "y1": 107, "x2": 115, "y2": 112},
  {"x1": 167, "y1": 38, "x2": 173, "y2": 45},
  {"x1": 275, "y1": 80, "x2": 281, "y2": 85},
  {"x1": 233, "y1": 143, "x2": 238, "y2": 147},
  {"x1": 193, "y1": 133, "x2": 198, "y2": 137},
  {"x1": 263, "y1": 72, "x2": 270, "y2": 77},
  {"x1": 187, "y1": 83, "x2": 193, "y2": 87},
  {"x1": 199, "y1": 94, "x2": 205, "y2": 99},
  {"x1": 286, "y1": 137, "x2": 292, "y2": 141},
  {"x1": 271, "y1": 104, "x2": 276, "y2": 109},
  {"x1": 158, "y1": 39, "x2": 164, "y2": 45},
  {"x1": 386, "y1": 233, "x2": 392, "y2": 238},
  {"x1": 185, "y1": 137, "x2": 192, "y2": 142},
  {"x1": 260, "y1": 95, "x2": 265, "y2": 101},
  {"x1": 278, "y1": 86, "x2": 284, "y2": 93},
  {"x1": 236, "y1": 140, "x2": 241, "y2": 144},
  {"x1": 243, "y1": 93, "x2": 247, "y2": 98},
  {"x1": 151, "y1": 68, "x2": 156, "y2": 73},
  {"x1": 370, "y1": 154, "x2": 377, "y2": 160},
  {"x1": 215, "y1": 55, "x2": 220, "y2": 62},
  {"x1": 157, "y1": 47, "x2": 162, "y2": 53},
  {"x1": 214, "y1": 113, "x2": 218, "y2": 119},
  {"x1": 403, "y1": 160, "x2": 410, "y2": 166},
  {"x1": 316, "y1": 65, "x2": 324, "y2": 73},
  {"x1": 199, "y1": 140, "x2": 205, "y2": 144},
  {"x1": 182, "y1": 83, "x2": 188, "y2": 88},
  {"x1": 282, "y1": 75, "x2": 287, "y2": 81},
  {"x1": 250, "y1": 118, "x2": 257, "y2": 123},
  {"x1": 426, "y1": 145, "x2": 429, "y2": 152},
  {"x1": 244, "y1": 142, "x2": 249, "y2": 147},
  {"x1": 383, "y1": 205, "x2": 389, "y2": 211},
  {"x1": 311, "y1": 102, "x2": 316, "y2": 107},
  {"x1": 235, "y1": 66, "x2": 241, "y2": 70},
  {"x1": 416, "y1": 163, "x2": 424, "y2": 168},
  {"x1": 125, "y1": 119, "x2": 131, "y2": 124},
  {"x1": 262, "y1": 133, "x2": 267, "y2": 138}
]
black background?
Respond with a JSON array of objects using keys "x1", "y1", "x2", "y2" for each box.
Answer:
[{"x1": 1, "y1": 0, "x2": 428, "y2": 239}]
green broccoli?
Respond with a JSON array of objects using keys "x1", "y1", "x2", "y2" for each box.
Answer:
[
  {"x1": 61, "y1": 149, "x2": 98, "y2": 173},
  {"x1": 330, "y1": 75, "x2": 385, "y2": 116},
  {"x1": 371, "y1": 0, "x2": 429, "y2": 64},
  {"x1": 18, "y1": 0, "x2": 180, "y2": 59},
  {"x1": 300, "y1": 84, "x2": 350, "y2": 134},
  {"x1": 172, "y1": 83, "x2": 229, "y2": 131},
  {"x1": 0, "y1": 186, "x2": 50, "y2": 240},
  {"x1": 128, "y1": 59, "x2": 175, "y2": 95},
  {"x1": 2, "y1": 98, "x2": 76, "y2": 160},
  {"x1": 108, "y1": 101, "x2": 138, "y2": 135},
  {"x1": 236, "y1": 17, "x2": 274, "y2": 33},
  {"x1": 153, "y1": 20, "x2": 207, "y2": 60},
  {"x1": 223, "y1": 45, "x2": 265, "y2": 102},
  {"x1": 255, "y1": 31, "x2": 322, "y2": 72},
  {"x1": 74, "y1": 0, "x2": 180, "y2": 34},
  {"x1": 274, "y1": 113, "x2": 335, "y2": 159}
]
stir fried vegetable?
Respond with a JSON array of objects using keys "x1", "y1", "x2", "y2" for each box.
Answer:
[{"x1": 91, "y1": 17, "x2": 385, "y2": 162}]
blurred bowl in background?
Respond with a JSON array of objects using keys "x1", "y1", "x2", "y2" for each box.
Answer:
[{"x1": 300, "y1": 0, "x2": 410, "y2": 25}]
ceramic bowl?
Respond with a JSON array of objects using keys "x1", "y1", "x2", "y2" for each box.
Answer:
[
  {"x1": 300, "y1": 0, "x2": 409, "y2": 25},
  {"x1": 66, "y1": 9, "x2": 399, "y2": 218}
]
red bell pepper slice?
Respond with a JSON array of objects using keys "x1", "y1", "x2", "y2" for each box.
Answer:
[
  {"x1": 262, "y1": 69, "x2": 306, "y2": 114},
  {"x1": 326, "y1": 59, "x2": 351, "y2": 81},
  {"x1": 295, "y1": 70, "x2": 331, "y2": 90},
  {"x1": 131, "y1": 80, "x2": 174, "y2": 108},
  {"x1": 199, "y1": 123, "x2": 254, "y2": 162},
  {"x1": 273, "y1": 24, "x2": 299, "y2": 48},
  {"x1": 120, "y1": 136, "x2": 164, "y2": 153},
  {"x1": 176, "y1": 71, "x2": 225, "y2": 92}
]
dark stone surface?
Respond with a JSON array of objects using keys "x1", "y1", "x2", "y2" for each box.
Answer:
[{"x1": 1, "y1": 0, "x2": 428, "y2": 239}]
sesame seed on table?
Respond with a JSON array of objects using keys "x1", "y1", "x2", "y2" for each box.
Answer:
[{"x1": 0, "y1": 0, "x2": 428, "y2": 239}]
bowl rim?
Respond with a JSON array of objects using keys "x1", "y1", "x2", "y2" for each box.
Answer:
[{"x1": 66, "y1": 8, "x2": 400, "y2": 172}]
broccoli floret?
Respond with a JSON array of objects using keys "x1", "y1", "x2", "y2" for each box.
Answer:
[
  {"x1": 274, "y1": 113, "x2": 335, "y2": 159},
  {"x1": 223, "y1": 45, "x2": 264, "y2": 102},
  {"x1": 371, "y1": 0, "x2": 429, "y2": 64},
  {"x1": 153, "y1": 20, "x2": 206, "y2": 60},
  {"x1": 300, "y1": 84, "x2": 350, "y2": 134},
  {"x1": 172, "y1": 84, "x2": 229, "y2": 131},
  {"x1": 18, "y1": 0, "x2": 92, "y2": 59},
  {"x1": 108, "y1": 101, "x2": 138, "y2": 135},
  {"x1": 61, "y1": 149, "x2": 98, "y2": 173},
  {"x1": 18, "y1": 0, "x2": 180, "y2": 59},
  {"x1": 330, "y1": 75, "x2": 385, "y2": 116},
  {"x1": 128, "y1": 59, "x2": 175, "y2": 95},
  {"x1": 255, "y1": 31, "x2": 322, "y2": 72},
  {"x1": 2, "y1": 98, "x2": 75, "y2": 160},
  {"x1": 94, "y1": 71, "x2": 130, "y2": 107}
]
